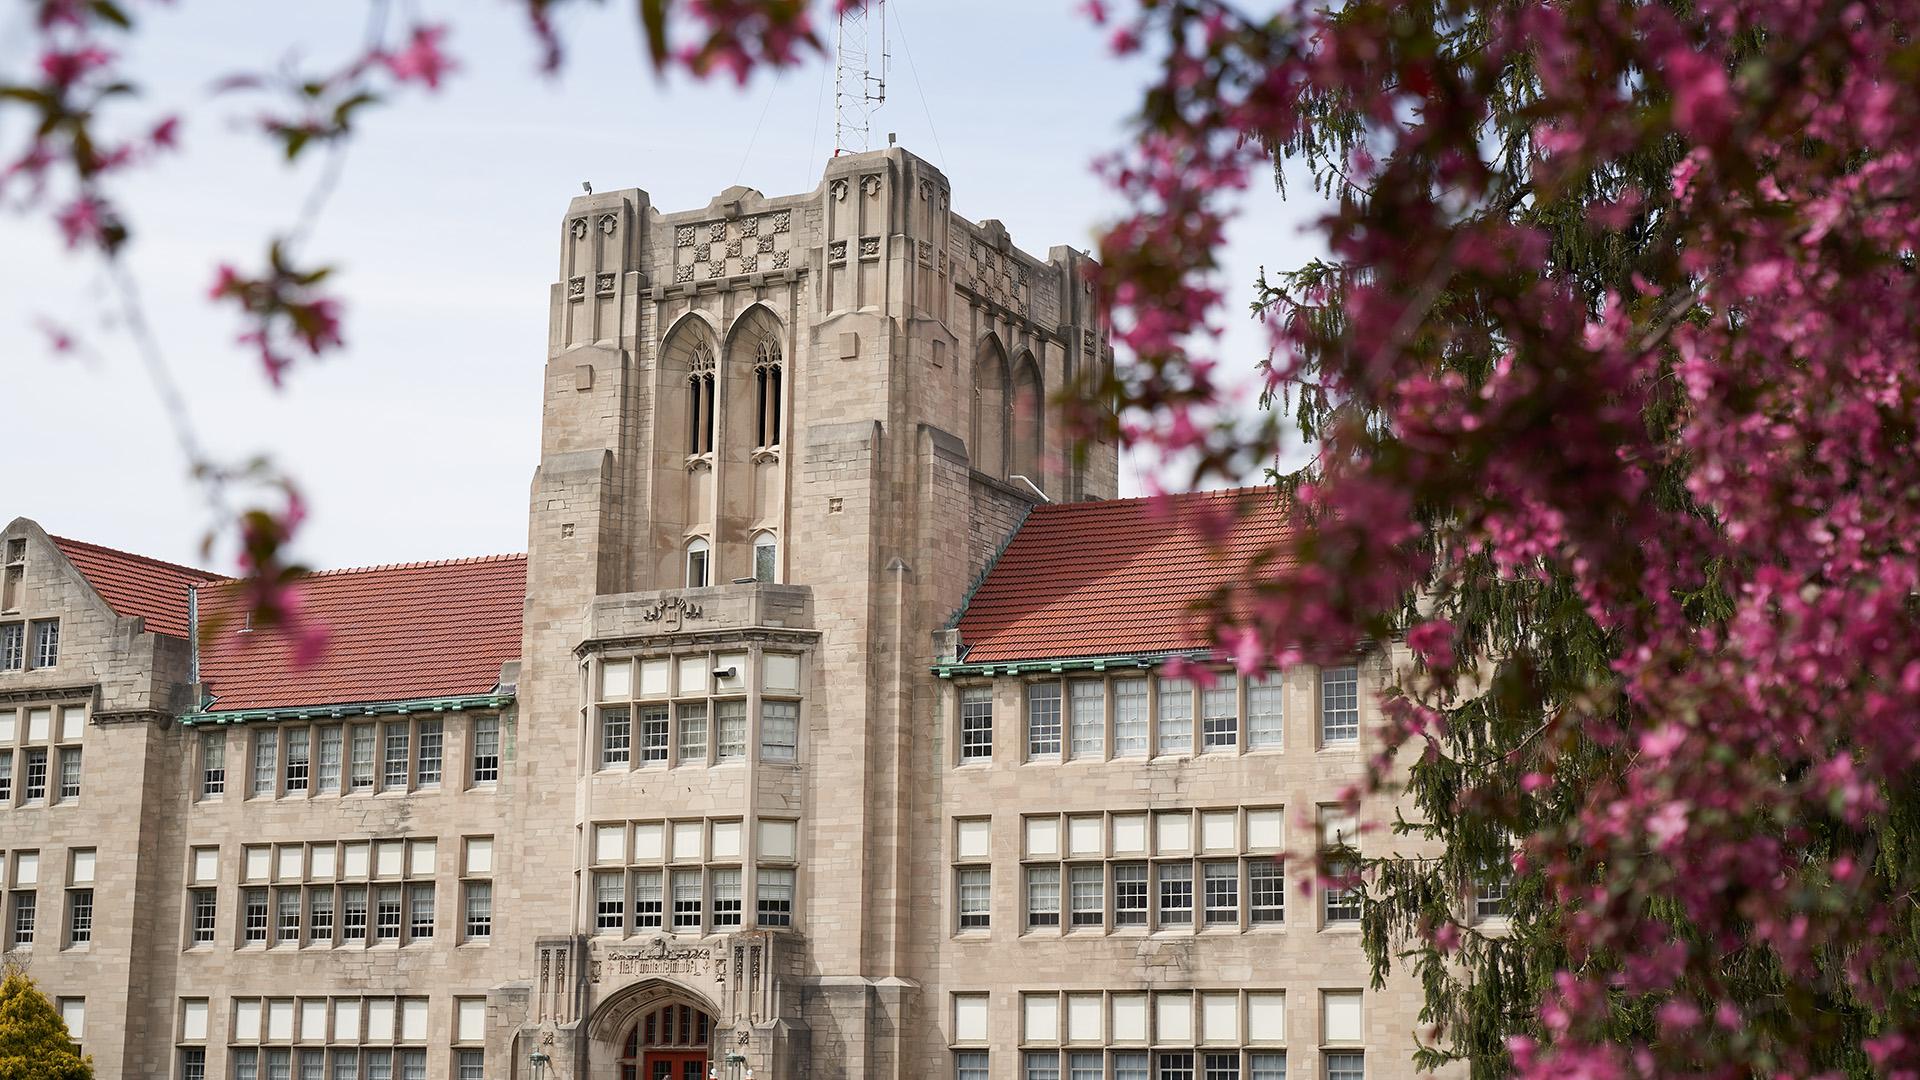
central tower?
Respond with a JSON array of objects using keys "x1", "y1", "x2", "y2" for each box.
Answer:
[{"x1": 507, "y1": 147, "x2": 1116, "y2": 1079}]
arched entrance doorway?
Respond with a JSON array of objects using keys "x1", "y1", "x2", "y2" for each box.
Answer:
[{"x1": 615, "y1": 1001, "x2": 712, "y2": 1080}]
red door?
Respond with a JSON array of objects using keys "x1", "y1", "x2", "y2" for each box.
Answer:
[{"x1": 644, "y1": 1050, "x2": 707, "y2": 1080}]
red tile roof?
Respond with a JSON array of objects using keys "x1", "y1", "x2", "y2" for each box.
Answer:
[
  {"x1": 197, "y1": 555, "x2": 526, "y2": 713},
  {"x1": 954, "y1": 486, "x2": 1291, "y2": 665},
  {"x1": 51, "y1": 537, "x2": 225, "y2": 640}
]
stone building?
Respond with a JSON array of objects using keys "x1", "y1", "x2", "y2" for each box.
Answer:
[{"x1": 0, "y1": 147, "x2": 1456, "y2": 1080}]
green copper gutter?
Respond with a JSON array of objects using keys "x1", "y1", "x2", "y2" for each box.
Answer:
[
  {"x1": 181, "y1": 691, "x2": 514, "y2": 726},
  {"x1": 931, "y1": 650, "x2": 1211, "y2": 679}
]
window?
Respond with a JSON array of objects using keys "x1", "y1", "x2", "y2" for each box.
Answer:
[
  {"x1": 1201, "y1": 685, "x2": 1238, "y2": 751},
  {"x1": 639, "y1": 707, "x2": 670, "y2": 766},
  {"x1": 634, "y1": 871, "x2": 663, "y2": 930},
  {"x1": 0, "y1": 625, "x2": 20, "y2": 671},
  {"x1": 375, "y1": 886, "x2": 403, "y2": 941},
  {"x1": 201, "y1": 731, "x2": 226, "y2": 797},
  {"x1": 382, "y1": 725, "x2": 409, "y2": 789},
  {"x1": 23, "y1": 748, "x2": 46, "y2": 801},
  {"x1": 457, "y1": 1051, "x2": 485, "y2": 1080},
  {"x1": 711, "y1": 868, "x2": 742, "y2": 927},
  {"x1": 316, "y1": 726, "x2": 342, "y2": 792},
  {"x1": 57, "y1": 747, "x2": 80, "y2": 800},
  {"x1": 1158, "y1": 863, "x2": 1193, "y2": 925},
  {"x1": 959, "y1": 687, "x2": 993, "y2": 762},
  {"x1": 1070, "y1": 1054, "x2": 1103, "y2": 1080},
  {"x1": 252, "y1": 729, "x2": 278, "y2": 796},
  {"x1": 65, "y1": 888, "x2": 91, "y2": 946},
  {"x1": 29, "y1": 620, "x2": 57, "y2": 668},
  {"x1": 1115, "y1": 1053, "x2": 1150, "y2": 1080},
  {"x1": 243, "y1": 888, "x2": 268, "y2": 943},
  {"x1": 1326, "y1": 1052, "x2": 1363, "y2": 1080},
  {"x1": 415, "y1": 720, "x2": 442, "y2": 787},
  {"x1": 956, "y1": 1051, "x2": 989, "y2": 1080},
  {"x1": 9, "y1": 891, "x2": 32, "y2": 947},
  {"x1": 1158, "y1": 677, "x2": 1194, "y2": 754},
  {"x1": 1249, "y1": 674, "x2": 1283, "y2": 749},
  {"x1": 1159, "y1": 1052, "x2": 1195, "y2": 1080},
  {"x1": 1069, "y1": 865, "x2": 1103, "y2": 928},
  {"x1": 1114, "y1": 678, "x2": 1148, "y2": 756},
  {"x1": 757, "y1": 868, "x2": 794, "y2": 927},
  {"x1": 407, "y1": 884, "x2": 434, "y2": 940},
  {"x1": 677, "y1": 704, "x2": 708, "y2": 765},
  {"x1": 471, "y1": 716, "x2": 500, "y2": 783},
  {"x1": 465, "y1": 881, "x2": 492, "y2": 940},
  {"x1": 595, "y1": 872, "x2": 626, "y2": 933},
  {"x1": 1203, "y1": 1054, "x2": 1240, "y2": 1080},
  {"x1": 1114, "y1": 862, "x2": 1148, "y2": 927},
  {"x1": 957, "y1": 868, "x2": 990, "y2": 930},
  {"x1": 1026, "y1": 866, "x2": 1060, "y2": 929},
  {"x1": 671, "y1": 870, "x2": 702, "y2": 931},
  {"x1": 1250, "y1": 1054, "x2": 1286, "y2": 1080},
  {"x1": 284, "y1": 729, "x2": 310, "y2": 793},
  {"x1": 760, "y1": 700, "x2": 798, "y2": 762},
  {"x1": 0, "y1": 752, "x2": 11, "y2": 801},
  {"x1": 309, "y1": 888, "x2": 334, "y2": 943},
  {"x1": 715, "y1": 701, "x2": 747, "y2": 762},
  {"x1": 190, "y1": 889, "x2": 217, "y2": 944},
  {"x1": 1027, "y1": 682, "x2": 1062, "y2": 758},
  {"x1": 350, "y1": 726, "x2": 375, "y2": 790},
  {"x1": 1069, "y1": 680, "x2": 1104, "y2": 759},
  {"x1": 600, "y1": 707, "x2": 632, "y2": 768},
  {"x1": 343, "y1": 887, "x2": 368, "y2": 942},
  {"x1": 686, "y1": 538, "x2": 710, "y2": 589},
  {"x1": 1026, "y1": 1051, "x2": 1061, "y2": 1080},
  {"x1": 754, "y1": 334, "x2": 783, "y2": 448},
  {"x1": 276, "y1": 889, "x2": 301, "y2": 944},
  {"x1": 1203, "y1": 862, "x2": 1239, "y2": 926},
  {"x1": 1250, "y1": 860, "x2": 1284, "y2": 924},
  {"x1": 752, "y1": 531, "x2": 777, "y2": 583},
  {"x1": 688, "y1": 343, "x2": 716, "y2": 455},
  {"x1": 182, "y1": 1048, "x2": 206, "y2": 1080},
  {"x1": 1321, "y1": 665, "x2": 1359, "y2": 744},
  {"x1": 1476, "y1": 872, "x2": 1510, "y2": 921},
  {"x1": 1324, "y1": 859, "x2": 1361, "y2": 924}
]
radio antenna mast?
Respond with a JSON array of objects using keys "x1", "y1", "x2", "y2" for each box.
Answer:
[{"x1": 833, "y1": 0, "x2": 888, "y2": 155}]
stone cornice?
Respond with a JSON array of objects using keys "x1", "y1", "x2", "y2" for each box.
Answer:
[{"x1": 574, "y1": 626, "x2": 821, "y2": 660}]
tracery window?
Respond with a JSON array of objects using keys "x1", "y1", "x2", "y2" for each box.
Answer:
[
  {"x1": 754, "y1": 334, "x2": 783, "y2": 450},
  {"x1": 687, "y1": 340, "x2": 716, "y2": 455}
]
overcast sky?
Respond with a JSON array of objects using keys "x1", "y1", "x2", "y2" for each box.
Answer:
[{"x1": 0, "y1": 0, "x2": 1321, "y2": 571}]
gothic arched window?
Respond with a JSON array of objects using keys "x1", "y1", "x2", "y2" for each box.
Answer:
[
  {"x1": 685, "y1": 538, "x2": 710, "y2": 588},
  {"x1": 752, "y1": 531, "x2": 777, "y2": 583},
  {"x1": 687, "y1": 340, "x2": 716, "y2": 455},
  {"x1": 754, "y1": 334, "x2": 783, "y2": 450}
]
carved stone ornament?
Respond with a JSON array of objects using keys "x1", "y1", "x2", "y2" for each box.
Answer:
[
  {"x1": 642, "y1": 595, "x2": 704, "y2": 621},
  {"x1": 757, "y1": 235, "x2": 775, "y2": 254},
  {"x1": 1084, "y1": 328, "x2": 1097, "y2": 355},
  {"x1": 771, "y1": 209, "x2": 791, "y2": 233},
  {"x1": 918, "y1": 177, "x2": 934, "y2": 201},
  {"x1": 567, "y1": 276, "x2": 586, "y2": 301},
  {"x1": 860, "y1": 173, "x2": 883, "y2": 198},
  {"x1": 569, "y1": 218, "x2": 588, "y2": 240},
  {"x1": 1017, "y1": 265, "x2": 1029, "y2": 288},
  {"x1": 726, "y1": 239, "x2": 742, "y2": 259},
  {"x1": 828, "y1": 239, "x2": 848, "y2": 263},
  {"x1": 694, "y1": 243, "x2": 710, "y2": 263},
  {"x1": 676, "y1": 225, "x2": 695, "y2": 247},
  {"x1": 592, "y1": 936, "x2": 719, "y2": 981},
  {"x1": 740, "y1": 252, "x2": 757, "y2": 272},
  {"x1": 708, "y1": 262, "x2": 725, "y2": 278},
  {"x1": 772, "y1": 251, "x2": 790, "y2": 270},
  {"x1": 740, "y1": 216, "x2": 759, "y2": 237},
  {"x1": 829, "y1": 177, "x2": 849, "y2": 202},
  {"x1": 675, "y1": 264, "x2": 695, "y2": 284},
  {"x1": 860, "y1": 235, "x2": 880, "y2": 259},
  {"x1": 708, "y1": 221, "x2": 727, "y2": 243},
  {"x1": 595, "y1": 272, "x2": 617, "y2": 297},
  {"x1": 598, "y1": 213, "x2": 618, "y2": 235}
]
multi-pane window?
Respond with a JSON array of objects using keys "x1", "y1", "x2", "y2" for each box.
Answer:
[
  {"x1": 225, "y1": 997, "x2": 429, "y2": 1080},
  {"x1": 1157, "y1": 677, "x2": 1194, "y2": 754},
  {"x1": 1157, "y1": 863, "x2": 1193, "y2": 925},
  {"x1": 711, "y1": 868, "x2": 742, "y2": 927},
  {"x1": 1114, "y1": 863, "x2": 1148, "y2": 927},
  {"x1": 464, "y1": 881, "x2": 492, "y2": 940},
  {"x1": 1200, "y1": 686, "x2": 1238, "y2": 752},
  {"x1": 1113, "y1": 678, "x2": 1148, "y2": 757},
  {"x1": 375, "y1": 886, "x2": 403, "y2": 941},
  {"x1": 9, "y1": 891, "x2": 32, "y2": 947},
  {"x1": 756, "y1": 869, "x2": 794, "y2": 927},
  {"x1": 1321, "y1": 665, "x2": 1360, "y2": 744},
  {"x1": 253, "y1": 729, "x2": 278, "y2": 796},
  {"x1": 715, "y1": 701, "x2": 747, "y2": 762},
  {"x1": 1248, "y1": 674, "x2": 1283, "y2": 749},
  {"x1": 317, "y1": 727, "x2": 342, "y2": 792},
  {"x1": 634, "y1": 871, "x2": 663, "y2": 930},
  {"x1": 57, "y1": 748, "x2": 79, "y2": 801},
  {"x1": 1324, "y1": 859, "x2": 1361, "y2": 924},
  {"x1": 955, "y1": 1051, "x2": 989, "y2": 1080},
  {"x1": 457, "y1": 1051, "x2": 485, "y2": 1080},
  {"x1": 0, "y1": 753, "x2": 10, "y2": 802},
  {"x1": 1025, "y1": 1051, "x2": 1061, "y2": 1080},
  {"x1": 30, "y1": 620, "x2": 58, "y2": 668},
  {"x1": 284, "y1": 729, "x2": 310, "y2": 793},
  {"x1": 350, "y1": 726, "x2": 376, "y2": 791},
  {"x1": 594, "y1": 872, "x2": 626, "y2": 933},
  {"x1": 677, "y1": 704, "x2": 708, "y2": 765},
  {"x1": 959, "y1": 687, "x2": 993, "y2": 762},
  {"x1": 1476, "y1": 873, "x2": 1510, "y2": 921},
  {"x1": 202, "y1": 730, "x2": 226, "y2": 797},
  {"x1": 599, "y1": 708, "x2": 632, "y2": 768},
  {"x1": 1069, "y1": 680, "x2": 1104, "y2": 759},
  {"x1": 1159, "y1": 1052, "x2": 1195, "y2": 1080},
  {"x1": 1027, "y1": 683, "x2": 1062, "y2": 758},
  {"x1": 1326, "y1": 1052, "x2": 1364, "y2": 1080},
  {"x1": 1025, "y1": 866, "x2": 1061, "y2": 929},
  {"x1": 407, "y1": 884, "x2": 434, "y2": 940},
  {"x1": 957, "y1": 868, "x2": 991, "y2": 930},
  {"x1": 23, "y1": 748, "x2": 45, "y2": 801},
  {"x1": 1249, "y1": 861, "x2": 1284, "y2": 924},
  {"x1": 309, "y1": 889, "x2": 334, "y2": 942},
  {"x1": 343, "y1": 887, "x2": 368, "y2": 942},
  {"x1": 414, "y1": 720, "x2": 441, "y2": 787},
  {"x1": 640, "y1": 707, "x2": 670, "y2": 766},
  {"x1": 1115, "y1": 1053, "x2": 1150, "y2": 1080},
  {"x1": 65, "y1": 888, "x2": 91, "y2": 945},
  {"x1": 760, "y1": 700, "x2": 798, "y2": 762},
  {"x1": 276, "y1": 889, "x2": 301, "y2": 943},
  {"x1": 0, "y1": 624, "x2": 20, "y2": 671},
  {"x1": 190, "y1": 889, "x2": 217, "y2": 944},
  {"x1": 1249, "y1": 1054, "x2": 1286, "y2": 1080},
  {"x1": 471, "y1": 716, "x2": 500, "y2": 784},
  {"x1": 181, "y1": 1048, "x2": 206, "y2": 1080},
  {"x1": 223, "y1": 837, "x2": 442, "y2": 949},
  {"x1": 1069, "y1": 865, "x2": 1103, "y2": 928},
  {"x1": 243, "y1": 888, "x2": 269, "y2": 943},
  {"x1": 671, "y1": 870, "x2": 702, "y2": 930},
  {"x1": 382, "y1": 726, "x2": 409, "y2": 788},
  {"x1": 1070, "y1": 1053, "x2": 1104, "y2": 1080},
  {"x1": 1202, "y1": 1053, "x2": 1240, "y2": 1080},
  {"x1": 1203, "y1": 862, "x2": 1239, "y2": 926}
]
